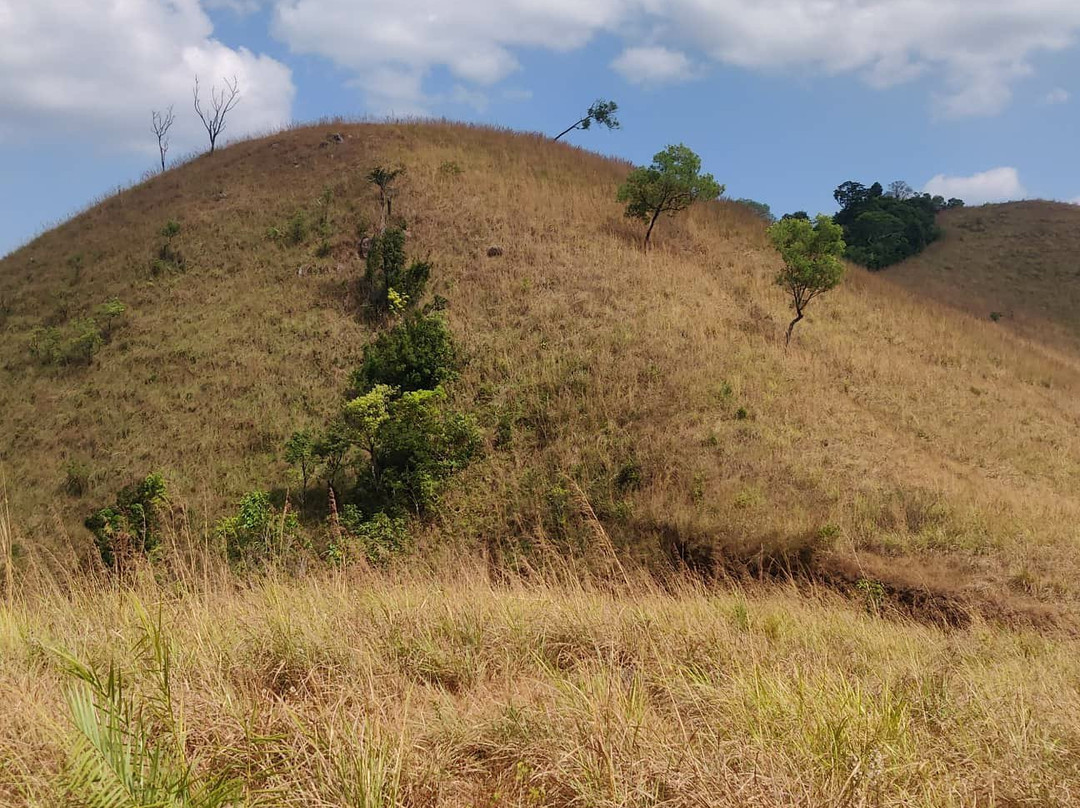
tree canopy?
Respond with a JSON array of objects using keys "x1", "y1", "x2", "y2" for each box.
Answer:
[
  {"x1": 768, "y1": 215, "x2": 846, "y2": 344},
  {"x1": 554, "y1": 99, "x2": 621, "y2": 141},
  {"x1": 616, "y1": 144, "x2": 723, "y2": 249},
  {"x1": 832, "y1": 180, "x2": 963, "y2": 269}
]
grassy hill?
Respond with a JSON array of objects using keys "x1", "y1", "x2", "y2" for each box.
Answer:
[
  {"x1": 4, "y1": 122, "x2": 1080, "y2": 806},
  {"x1": 3, "y1": 122, "x2": 1080, "y2": 621},
  {"x1": 882, "y1": 201, "x2": 1080, "y2": 351}
]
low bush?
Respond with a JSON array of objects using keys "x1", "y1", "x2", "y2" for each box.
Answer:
[
  {"x1": 286, "y1": 211, "x2": 308, "y2": 246},
  {"x1": 351, "y1": 312, "x2": 458, "y2": 394},
  {"x1": 85, "y1": 473, "x2": 168, "y2": 569},
  {"x1": 374, "y1": 387, "x2": 482, "y2": 515},
  {"x1": 64, "y1": 460, "x2": 92, "y2": 497},
  {"x1": 364, "y1": 228, "x2": 430, "y2": 313},
  {"x1": 216, "y1": 490, "x2": 302, "y2": 566},
  {"x1": 330, "y1": 507, "x2": 410, "y2": 565},
  {"x1": 28, "y1": 297, "x2": 126, "y2": 367}
]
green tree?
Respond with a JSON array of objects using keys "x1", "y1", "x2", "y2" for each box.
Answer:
[
  {"x1": 284, "y1": 430, "x2": 317, "y2": 505},
  {"x1": 216, "y1": 490, "x2": 301, "y2": 565},
  {"x1": 351, "y1": 312, "x2": 458, "y2": 394},
  {"x1": 342, "y1": 384, "x2": 395, "y2": 488},
  {"x1": 553, "y1": 99, "x2": 620, "y2": 141},
  {"x1": 94, "y1": 298, "x2": 126, "y2": 340},
  {"x1": 375, "y1": 388, "x2": 482, "y2": 515},
  {"x1": 364, "y1": 228, "x2": 430, "y2": 314},
  {"x1": 367, "y1": 165, "x2": 405, "y2": 231},
  {"x1": 768, "y1": 215, "x2": 846, "y2": 345},
  {"x1": 616, "y1": 144, "x2": 723, "y2": 249}
]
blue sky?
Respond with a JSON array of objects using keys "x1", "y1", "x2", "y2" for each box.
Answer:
[{"x1": 2, "y1": 0, "x2": 1079, "y2": 257}]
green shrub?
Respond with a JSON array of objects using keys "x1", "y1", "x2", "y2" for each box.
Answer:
[
  {"x1": 331, "y1": 507, "x2": 410, "y2": 565},
  {"x1": 364, "y1": 228, "x2": 430, "y2": 313},
  {"x1": 438, "y1": 160, "x2": 463, "y2": 177},
  {"x1": 85, "y1": 473, "x2": 168, "y2": 569},
  {"x1": 64, "y1": 460, "x2": 92, "y2": 497},
  {"x1": 374, "y1": 387, "x2": 482, "y2": 515},
  {"x1": 94, "y1": 298, "x2": 126, "y2": 338},
  {"x1": 151, "y1": 241, "x2": 185, "y2": 275},
  {"x1": 65, "y1": 318, "x2": 104, "y2": 364},
  {"x1": 286, "y1": 211, "x2": 309, "y2": 246},
  {"x1": 29, "y1": 298, "x2": 125, "y2": 367},
  {"x1": 216, "y1": 490, "x2": 301, "y2": 565},
  {"x1": 351, "y1": 312, "x2": 458, "y2": 394},
  {"x1": 160, "y1": 219, "x2": 181, "y2": 239},
  {"x1": 28, "y1": 326, "x2": 63, "y2": 364}
]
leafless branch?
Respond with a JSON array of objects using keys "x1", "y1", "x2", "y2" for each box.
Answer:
[
  {"x1": 193, "y1": 75, "x2": 241, "y2": 155},
  {"x1": 151, "y1": 105, "x2": 175, "y2": 173}
]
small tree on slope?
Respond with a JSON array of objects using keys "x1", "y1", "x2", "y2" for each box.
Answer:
[
  {"x1": 554, "y1": 99, "x2": 620, "y2": 141},
  {"x1": 616, "y1": 144, "x2": 723, "y2": 250},
  {"x1": 768, "y1": 215, "x2": 846, "y2": 345}
]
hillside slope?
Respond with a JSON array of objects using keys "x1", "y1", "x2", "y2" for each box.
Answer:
[
  {"x1": 882, "y1": 201, "x2": 1080, "y2": 351},
  {"x1": 3, "y1": 123, "x2": 1080, "y2": 616}
]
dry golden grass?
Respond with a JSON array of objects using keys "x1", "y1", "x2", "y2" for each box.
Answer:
[
  {"x1": 2, "y1": 553, "x2": 1080, "y2": 807},
  {"x1": 883, "y1": 201, "x2": 1080, "y2": 353},
  {"x1": 2, "y1": 121, "x2": 1080, "y2": 616}
]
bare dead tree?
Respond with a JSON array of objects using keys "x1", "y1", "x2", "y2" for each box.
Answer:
[
  {"x1": 193, "y1": 75, "x2": 241, "y2": 154},
  {"x1": 151, "y1": 106, "x2": 175, "y2": 172}
]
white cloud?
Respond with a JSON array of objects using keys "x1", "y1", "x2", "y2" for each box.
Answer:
[
  {"x1": 0, "y1": 0, "x2": 294, "y2": 153},
  {"x1": 267, "y1": 0, "x2": 1080, "y2": 118},
  {"x1": 611, "y1": 46, "x2": 696, "y2": 86},
  {"x1": 1069, "y1": 196, "x2": 1080, "y2": 205},
  {"x1": 271, "y1": 0, "x2": 630, "y2": 112},
  {"x1": 1045, "y1": 87, "x2": 1070, "y2": 104},
  {"x1": 923, "y1": 168, "x2": 1027, "y2": 205}
]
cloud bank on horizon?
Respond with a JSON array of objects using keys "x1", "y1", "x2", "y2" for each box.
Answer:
[
  {"x1": 0, "y1": 0, "x2": 294, "y2": 153},
  {"x1": 923, "y1": 168, "x2": 1028, "y2": 207},
  {"x1": 2, "y1": 0, "x2": 1079, "y2": 141},
  {"x1": 266, "y1": 0, "x2": 1080, "y2": 119},
  {"x1": 0, "y1": 0, "x2": 1076, "y2": 225}
]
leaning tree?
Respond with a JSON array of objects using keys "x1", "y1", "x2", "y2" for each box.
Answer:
[{"x1": 553, "y1": 99, "x2": 620, "y2": 141}]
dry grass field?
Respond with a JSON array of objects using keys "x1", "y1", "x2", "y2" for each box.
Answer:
[
  {"x1": 3, "y1": 121, "x2": 1080, "y2": 805},
  {"x1": 883, "y1": 201, "x2": 1080, "y2": 353},
  {"x1": 3, "y1": 121, "x2": 1080, "y2": 616},
  {"x1": 2, "y1": 553, "x2": 1079, "y2": 807}
]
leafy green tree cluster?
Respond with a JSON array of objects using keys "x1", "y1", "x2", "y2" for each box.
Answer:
[
  {"x1": 832, "y1": 180, "x2": 963, "y2": 269},
  {"x1": 617, "y1": 144, "x2": 723, "y2": 249},
  {"x1": 768, "y1": 215, "x2": 846, "y2": 344},
  {"x1": 282, "y1": 239, "x2": 480, "y2": 565},
  {"x1": 29, "y1": 298, "x2": 127, "y2": 367},
  {"x1": 85, "y1": 473, "x2": 168, "y2": 569},
  {"x1": 313, "y1": 364, "x2": 480, "y2": 519},
  {"x1": 364, "y1": 227, "x2": 431, "y2": 314}
]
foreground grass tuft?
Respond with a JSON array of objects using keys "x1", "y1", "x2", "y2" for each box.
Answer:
[{"x1": 2, "y1": 567, "x2": 1079, "y2": 806}]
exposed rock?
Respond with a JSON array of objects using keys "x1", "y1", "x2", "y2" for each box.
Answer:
[
  {"x1": 327, "y1": 132, "x2": 344, "y2": 143},
  {"x1": 358, "y1": 236, "x2": 374, "y2": 258},
  {"x1": 486, "y1": 246, "x2": 504, "y2": 258}
]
